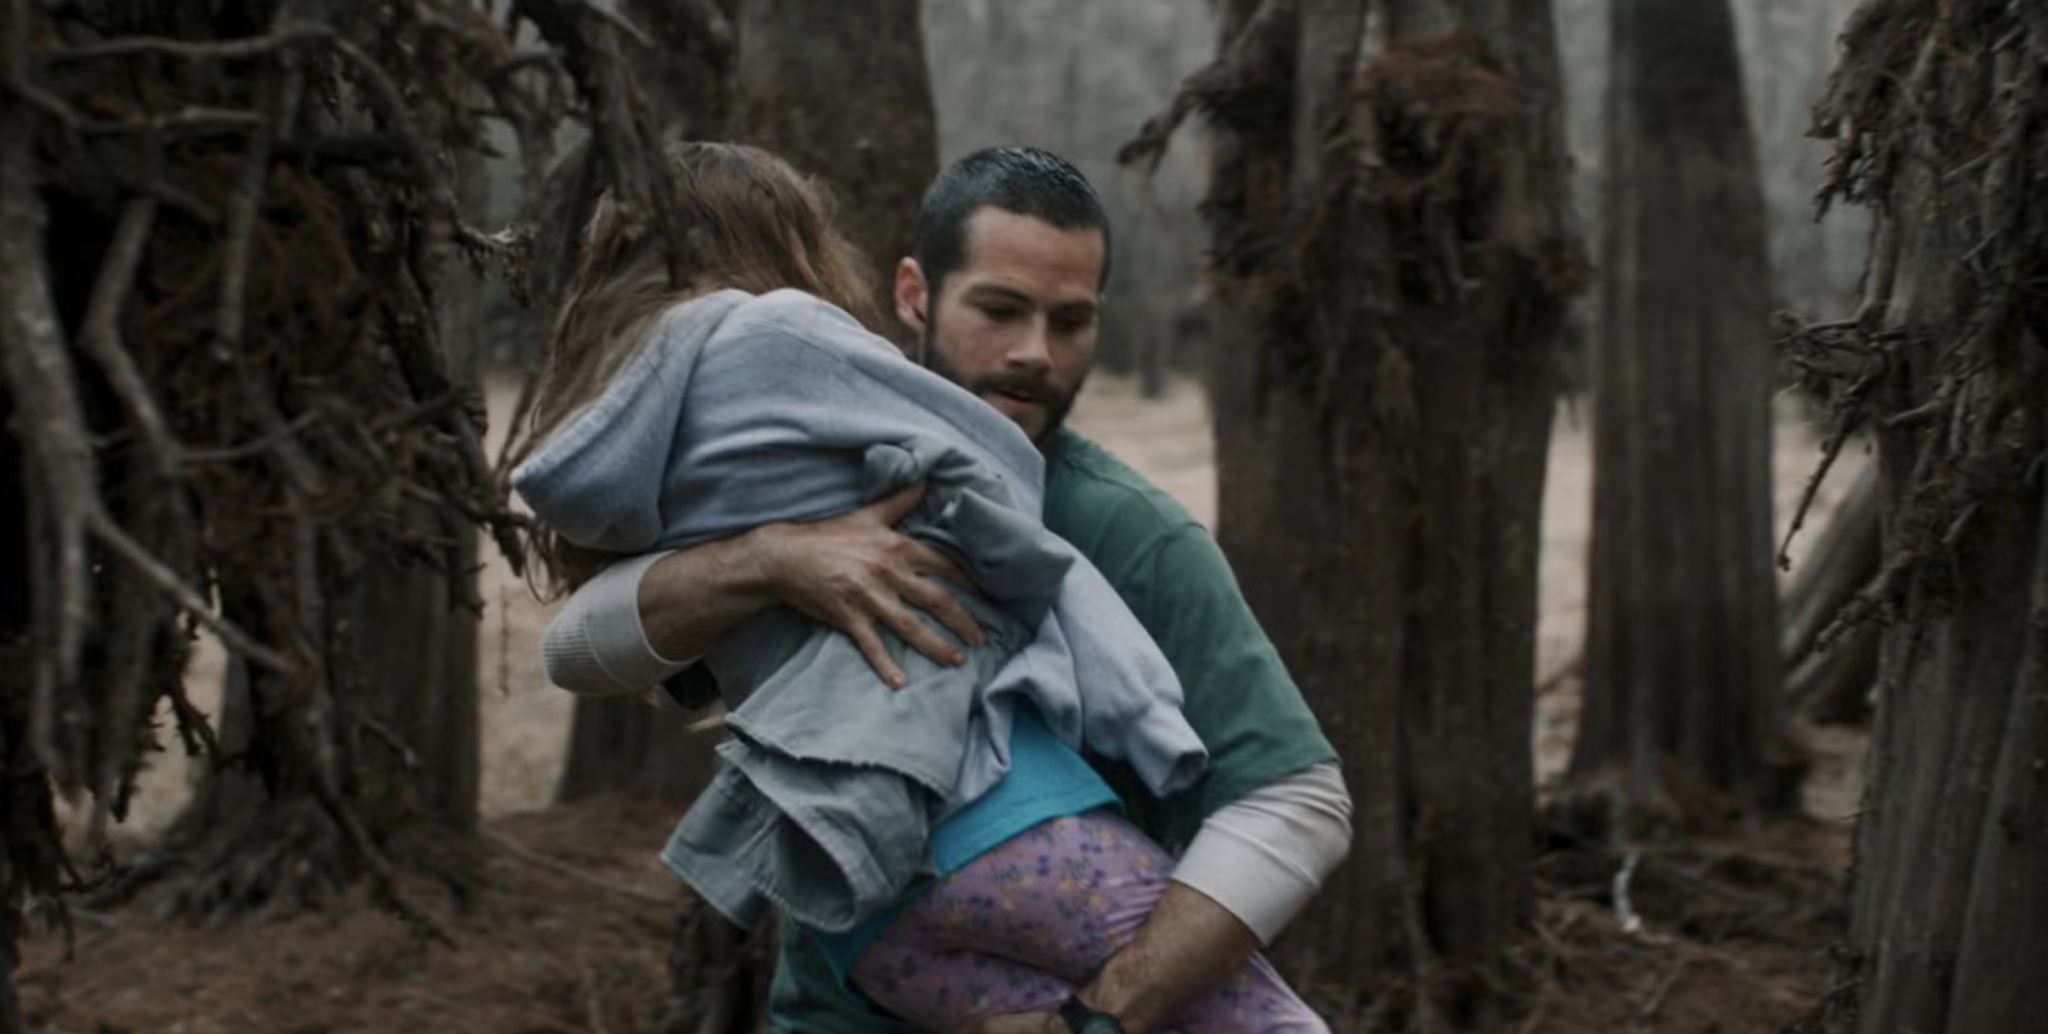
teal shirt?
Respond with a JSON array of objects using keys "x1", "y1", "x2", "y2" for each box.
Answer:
[
  {"x1": 767, "y1": 427, "x2": 1337, "y2": 1033},
  {"x1": 810, "y1": 703, "x2": 1120, "y2": 982}
]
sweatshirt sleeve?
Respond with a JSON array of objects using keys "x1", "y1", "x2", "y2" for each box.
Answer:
[
  {"x1": 1167, "y1": 762, "x2": 1353, "y2": 944},
  {"x1": 540, "y1": 551, "x2": 697, "y2": 695}
]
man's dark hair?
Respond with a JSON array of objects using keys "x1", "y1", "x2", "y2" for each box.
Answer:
[{"x1": 913, "y1": 146, "x2": 1112, "y2": 296}]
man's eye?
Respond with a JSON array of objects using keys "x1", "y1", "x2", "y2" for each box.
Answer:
[
  {"x1": 980, "y1": 306, "x2": 1021, "y2": 322},
  {"x1": 1052, "y1": 315, "x2": 1093, "y2": 334}
]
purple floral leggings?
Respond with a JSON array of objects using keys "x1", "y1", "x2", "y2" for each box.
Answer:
[{"x1": 849, "y1": 811, "x2": 1329, "y2": 1034}]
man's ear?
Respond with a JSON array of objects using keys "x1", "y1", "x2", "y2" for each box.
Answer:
[{"x1": 894, "y1": 257, "x2": 930, "y2": 337}]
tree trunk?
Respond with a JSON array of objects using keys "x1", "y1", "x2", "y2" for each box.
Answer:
[
  {"x1": 163, "y1": 540, "x2": 484, "y2": 916},
  {"x1": 165, "y1": 122, "x2": 492, "y2": 914},
  {"x1": 728, "y1": 0, "x2": 938, "y2": 341},
  {"x1": 552, "y1": 0, "x2": 939, "y2": 807},
  {"x1": 2, "y1": 0, "x2": 663, "y2": 988},
  {"x1": 526, "y1": 5, "x2": 938, "y2": 1031},
  {"x1": 557, "y1": 702, "x2": 720, "y2": 802},
  {"x1": 1803, "y1": 5, "x2": 2048, "y2": 1032},
  {"x1": 621, "y1": 0, "x2": 735, "y2": 141},
  {"x1": 1180, "y1": 0, "x2": 1579, "y2": 1025},
  {"x1": 1567, "y1": 0, "x2": 1788, "y2": 835},
  {"x1": 0, "y1": 81, "x2": 50, "y2": 1034},
  {"x1": 538, "y1": 10, "x2": 734, "y2": 811}
]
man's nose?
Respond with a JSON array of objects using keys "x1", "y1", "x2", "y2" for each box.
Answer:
[{"x1": 1002, "y1": 316, "x2": 1053, "y2": 372}]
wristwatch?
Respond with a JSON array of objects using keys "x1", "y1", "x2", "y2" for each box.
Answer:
[{"x1": 1057, "y1": 996, "x2": 1126, "y2": 1034}]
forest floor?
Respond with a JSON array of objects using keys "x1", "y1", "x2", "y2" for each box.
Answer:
[{"x1": 23, "y1": 373, "x2": 1870, "y2": 1034}]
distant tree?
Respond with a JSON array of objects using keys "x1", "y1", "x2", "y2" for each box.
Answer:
[
  {"x1": 923, "y1": 0, "x2": 1215, "y2": 391},
  {"x1": 1793, "y1": 3, "x2": 2048, "y2": 1030},
  {"x1": 1566, "y1": 0, "x2": 1791, "y2": 833},
  {"x1": 1129, "y1": 0, "x2": 1582, "y2": 1024}
]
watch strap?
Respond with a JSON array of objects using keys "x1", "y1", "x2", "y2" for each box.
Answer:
[{"x1": 1057, "y1": 995, "x2": 1125, "y2": 1034}]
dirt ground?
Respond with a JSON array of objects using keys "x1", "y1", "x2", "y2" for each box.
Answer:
[{"x1": 25, "y1": 374, "x2": 1868, "y2": 1033}]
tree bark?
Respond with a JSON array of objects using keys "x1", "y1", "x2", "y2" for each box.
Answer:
[
  {"x1": 0, "y1": 63, "x2": 50, "y2": 1034},
  {"x1": 552, "y1": 0, "x2": 939, "y2": 808},
  {"x1": 557, "y1": 701, "x2": 720, "y2": 802},
  {"x1": 526, "y1": 6, "x2": 938, "y2": 1030},
  {"x1": 165, "y1": 96, "x2": 491, "y2": 914},
  {"x1": 728, "y1": 0, "x2": 938, "y2": 341},
  {"x1": 621, "y1": 0, "x2": 735, "y2": 141},
  {"x1": 1567, "y1": 0, "x2": 1788, "y2": 834},
  {"x1": 541, "y1": 9, "x2": 733, "y2": 811},
  {"x1": 163, "y1": 538, "x2": 485, "y2": 917},
  {"x1": 1183, "y1": 0, "x2": 1579, "y2": 1025},
  {"x1": 1806, "y1": 4, "x2": 2048, "y2": 1031}
]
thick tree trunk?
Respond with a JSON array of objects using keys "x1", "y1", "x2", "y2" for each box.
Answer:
[
  {"x1": 729, "y1": 0, "x2": 937, "y2": 340},
  {"x1": 1188, "y1": 0, "x2": 1578, "y2": 1025},
  {"x1": 621, "y1": 0, "x2": 735, "y2": 141},
  {"x1": 167, "y1": 140, "x2": 491, "y2": 912},
  {"x1": 523, "y1": 6, "x2": 938, "y2": 1031},
  {"x1": 0, "y1": 634, "x2": 54, "y2": 1034},
  {"x1": 537, "y1": 35, "x2": 724, "y2": 812},
  {"x1": 557, "y1": 703, "x2": 719, "y2": 802},
  {"x1": 551, "y1": 0, "x2": 939, "y2": 810},
  {"x1": 165, "y1": 544, "x2": 484, "y2": 916},
  {"x1": 0, "y1": 84, "x2": 43, "y2": 1034},
  {"x1": 1806, "y1": 5, "x2": 2048, "y2": 1031},
  {"x1": 1568, "y1": 0, "x2": 1787, "y2": 833},
  {"x1": 4, "y1": 0, "x2": 657, "y2": 975},
  {"x1": 340, "y1": 560, "x2": 483, "y2": 834}
]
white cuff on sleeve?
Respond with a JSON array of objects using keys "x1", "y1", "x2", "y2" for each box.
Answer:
[
  {"x1": 540, "y1": 551, "x2": 696, "y2": 695},
  {"x1": 1167, "y1": 762, "x2": 1353, "y2": 944}
]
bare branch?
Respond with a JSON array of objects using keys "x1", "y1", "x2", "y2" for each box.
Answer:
[
  {"x1": 87, "y1": 513, "x2": 296, "y2": 673},
  {"x1": 48, "y1": 26, "x2": 331, "y2": 65},
  {"x1": 0, "y1": 80, "x2": 97, "y2": 778},
  {"x1": 78, "y1": 107, "x2": 266, "y2": 137},
  {"x1": 219, "y1": 60, "x2": 327, "y2": 496},
  {"x1": 184, "y1": 413, "x2": 326, "y2": 465},
  {"x1": 77, "y1": 198, "x2": 181, "y2": 476},
  {"x1": 323, "y1": 34, "x2": 464, "y2": 225}
]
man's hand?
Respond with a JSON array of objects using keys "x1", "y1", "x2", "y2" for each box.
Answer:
[
  {"x1": 1075, "y1": 883, "x2": 1260, "y2": 1033},
  {"x1": 752, "y1": 483, "x2": 984, "y2": 687},
  {"x1": 966, "y1": 883, "x2": 1264, "y2": 1034}
]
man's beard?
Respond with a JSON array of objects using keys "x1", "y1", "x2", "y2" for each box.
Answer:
[{"x1": 922, "y1": 326, "x2": 1081, "y2": 444}]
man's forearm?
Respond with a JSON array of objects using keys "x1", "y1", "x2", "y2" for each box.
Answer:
[
  {"x1": 1079, "y1": 764, "x2": 1352, "y2": 1032},
  {"x1": 634, "y1": 530, "x2": 784, "y2": 662},
  {"x1": 538, "y1": 533, "x2": 784, "y2": 696},
  {"x1": 1078, "y1": 883, "x2": 1261, "y2": 1034}
]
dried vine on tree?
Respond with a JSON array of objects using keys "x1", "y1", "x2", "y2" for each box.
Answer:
[{"x1": 1783, "y1": 1, "x2": 2048, "y2": 1030}]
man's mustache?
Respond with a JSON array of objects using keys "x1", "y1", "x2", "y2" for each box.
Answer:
[{"x1": 969, "y1": 372, "x2": 1058, "y2": 402}]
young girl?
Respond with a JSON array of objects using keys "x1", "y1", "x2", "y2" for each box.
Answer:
[{"x1": 513, "y1": 141, "x2": 1325, "y2": 1034}]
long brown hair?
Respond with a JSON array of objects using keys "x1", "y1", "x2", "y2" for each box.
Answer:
[{"x1": 517, "y1": 141, "x2": 882, "y2": 595}]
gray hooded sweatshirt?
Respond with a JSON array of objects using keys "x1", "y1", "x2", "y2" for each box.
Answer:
[{"x1": 511, "y1": 289, "x2": 1206, "y2": 933}]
